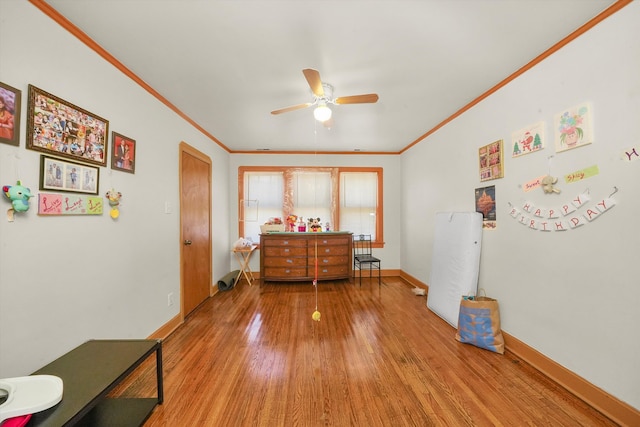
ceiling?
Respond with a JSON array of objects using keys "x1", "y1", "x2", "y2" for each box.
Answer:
[{"x1": 41, "y1": 0, "x2": 618, "y2": 154}]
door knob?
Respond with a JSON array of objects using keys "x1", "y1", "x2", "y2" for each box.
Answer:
[{"x1": 184, "y1": 239, "x2": 192, "y2": 245}]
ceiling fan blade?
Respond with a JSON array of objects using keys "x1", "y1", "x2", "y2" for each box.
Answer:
[
  {"x1": 334, "y1": 94, "x2": 379, "y2": 104},
  {"x1": 302, "y1": 68, "x2": 324, "y2": 97},
  {"x1": 271, "y1": 103, "x2": 313, "y2": 115}
]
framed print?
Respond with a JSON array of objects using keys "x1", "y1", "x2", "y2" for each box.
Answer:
[
  {"x1": 111, "y1": 131, "x2": 136, "y2": 174},
  {"x1": 27, "y1": 85, "x2": 109, "y2": 166},
  {"x1": 554, "y1": 102, "x2": 593, "y2": 153},
  {"x1": 0, "y1": 81, "x2": 21, "y2": 146},
  {"x1": 475, "y1": 185, "x2": 496, "y2": 229},
  {"x1": 511, "y1": 121, "x2": 544, "y2": 158},
  {"x1": 40, "y1": 155, "x2": 100, "y2": 195},
  {"x1": 479, "y1": 139, "x2": 504, "y2": 182}
]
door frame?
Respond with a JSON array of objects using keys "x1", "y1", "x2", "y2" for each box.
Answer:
[{"x1": 179, "y1": 141, "x2": 213, "y2": 320}]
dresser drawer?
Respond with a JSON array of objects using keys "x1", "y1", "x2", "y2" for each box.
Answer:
[
  {"x1": 263, "y1": 238, "x2": 307, "y2": 247},
  {"x1": 263, "y1": 246, "x2": 308, "y2": 257},
  {"x1": 316, "y1": 265, "x2": 350, "y2": 277},
  {"x1": 308, "y1": 255, "x2": 350, "y2": 267},
  {"x1": 310, "y1": 245, "x2": 349, "y2": 256},
  {"x1": 264, "y1": 267, "x2": 307, "y2": 278},
  {"x1": 315, "y1": 237, "x2": 350, "y2": 246},
  {"x1": 263, "y1": 257, "x2": 307, "y2": 267}
]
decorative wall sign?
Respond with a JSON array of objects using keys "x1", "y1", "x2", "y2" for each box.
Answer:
[
  {"x1": 508, "y1": 189, "x2": 616, "y2": 232},
  {"x1": 511, "y1": 121, "x2": 544, "y2": 157},
  {"x1": 479, "y1": 139, "x2": 504, "y2": 182},
  {"x1": 27, "y1": 85, "x2": 109, "y2": 166},
  {"x1": 564, "y1": 165, "x2": 599, "y2": 184},
  {"x1": 522, "y1": 175, "x2": 546, "y2": 192},
  {"x1": 554, "y1": 102, "x2": 593, "y2": 153},
  {"x1": 38, "y1": 193, "x2": 103, "y2": 215},
  {"x1": 475, "y1": 185, "x2": 496, "y2": 229}
]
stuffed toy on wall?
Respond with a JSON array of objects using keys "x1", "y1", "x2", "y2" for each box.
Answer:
[
  {"x1": 105, "y1": 189, "x2": 122, "y2": 219},
  {"x1": 3, "y1": 180, "x2": 33, "y2": 221},
  {"x1": 541, "y1": 175, "x2": 561, "y2": 194}
]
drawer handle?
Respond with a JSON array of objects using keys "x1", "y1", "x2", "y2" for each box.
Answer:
[
  {"x1": 323, "y1": 259, "x2": 329, "y2": 263},
  {"x1": 286, "y1": 259, "x2": 293, "y2": 263},
  {"x1": 324, "y1": 249, "x2": 330, "y2": 253},
  {"x1": 322, "y1": 240, "x2": 328, "y2": 244},
  {"x1": 285, "y1": 269, "x2": 290, "y2": 273},
  {"x1": 322, "y1": 269, "x2": 328, "y2": 273},
  {"x1": 283, "y1": 241, "x2": 289, "y2": 245},
  {"x1": 284, "y1": 248, "x2": 290, "y2": 253}
]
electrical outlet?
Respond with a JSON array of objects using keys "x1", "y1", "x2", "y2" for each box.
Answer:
[{"x1": 167, "y1": 292, "x2": 174, "y2": 307}]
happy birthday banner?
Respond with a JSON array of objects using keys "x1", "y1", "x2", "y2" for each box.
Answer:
[
  {"x1": 623, "y1": 145, "x2": 640, "y2": 162},
  {"x1": 508, "y1": 190, "x2": 616, "y2": 231}
]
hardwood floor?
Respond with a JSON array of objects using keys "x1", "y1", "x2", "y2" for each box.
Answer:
[{"x1": 113, "y1": 277, "x2": 617, "y2": 426}]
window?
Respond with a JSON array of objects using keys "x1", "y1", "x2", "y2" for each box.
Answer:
[
  {"x1": 340, "y1": 171, "x2": 378, "y2": 240},
  {"x1": 242, "y1": 171, "x2": 283, "y2": 243},
  {"x1": 239, "y1": 167, "x2": 383, "y2": 245}
]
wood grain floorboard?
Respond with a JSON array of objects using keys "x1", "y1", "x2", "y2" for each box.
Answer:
[{"x1": 111, "y1": 277, "x2": 618, "y2": 426}]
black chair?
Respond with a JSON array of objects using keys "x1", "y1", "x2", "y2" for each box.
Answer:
[{"x1": 353, "y1": 234, "x2": 381, "y2": 286}]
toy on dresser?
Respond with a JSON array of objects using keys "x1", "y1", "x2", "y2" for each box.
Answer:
[{"x1": 308, "y1": 217, "x2": 322, "y2": 232}]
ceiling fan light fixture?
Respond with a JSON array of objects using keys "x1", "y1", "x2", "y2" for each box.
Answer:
[{"x1": 313, "y1": 102, "x2": 332, "y2": 122}]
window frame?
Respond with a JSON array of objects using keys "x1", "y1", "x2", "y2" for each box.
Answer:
[{"x1": 238, "y1": 166, "x2": 383, "y2": 247}]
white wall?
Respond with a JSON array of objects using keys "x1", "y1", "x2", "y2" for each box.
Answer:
[
  {"x1": 0, "y1": 1, "x2": 231, "y2": 376},
  {"x1": 401, "y1": 2, "x2": 640, "y2": 410},
  {"x1": 227, "y1": 154, "x2": 402, "y2": 274}
]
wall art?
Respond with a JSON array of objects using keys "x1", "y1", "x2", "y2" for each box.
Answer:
[
  {"x1": 40, "y1": 155, "x2": 99, "y2": 195},
  {"x1": 111, "y1": 131, "x2": 136, "y2": 174},
  {"x1": 38, "y1": 193, "x2": 103, "y2": 215},
  {"x1": 479, "y1": 139, "x2": 504, "y2": 182},
  {"x1": 564, "y1": 165, "x2": 599, "y2": 184},
  {"x1": 554, "y1": 102, "x2": 593, "y2": 153},
  {"x1": 0, "y1": 81, "x2": 21, "y2": 146},
  {"x1": 511, "y1": 121, "x2": 544, "y2": 157},
  {"x1": 27, "y1": 85, "x2": 109, "y2": 166},
  {"x1": 475, "y1": 185, "x2": 496, "y2": 229}
]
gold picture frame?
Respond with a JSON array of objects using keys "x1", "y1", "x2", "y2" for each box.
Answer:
[
  {"x1": 479, "y1": 139, "x2": 504, "y2": 182},
  {"x1": 27, "y1": 85, "x2": 109, "y2": 166}
]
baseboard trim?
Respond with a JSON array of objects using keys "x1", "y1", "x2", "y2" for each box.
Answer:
[
  {"x1": 252, "y1": 270, "x2": 401, "y2": 280},
  {"x1": 397, "y1": 271, "x2": 638, "y2": 425},
  {"x1": 399, "y1": 271, "x2": 428, "y2": 289},
  {"x1": 503, "y1": 332, "x2": 639, "y2": 426},
  {"x1": 148, "y1": 314, "x2": 182, "y2": 340}
]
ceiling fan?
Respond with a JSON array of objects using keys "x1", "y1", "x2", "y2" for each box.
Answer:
[{"x1": 270, "y1": 69, "x2": 379, "y2": 125}]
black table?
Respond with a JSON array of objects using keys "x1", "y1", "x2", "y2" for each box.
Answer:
[{"x1": 28, "y1": 339, "x2": 163, "y2": 426}]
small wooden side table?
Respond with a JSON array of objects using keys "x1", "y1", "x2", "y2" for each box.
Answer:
[{"x1": 232, "y1": 245, "x2": 257, "y2": 285}]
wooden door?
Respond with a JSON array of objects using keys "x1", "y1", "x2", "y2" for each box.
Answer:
[{"x1": 180, "y1": 143, "x2": 212, "y2": 318}]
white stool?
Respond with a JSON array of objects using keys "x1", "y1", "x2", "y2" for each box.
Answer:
[{"x1": 0, "y1": 375, "x2": 63, "y2": 422}]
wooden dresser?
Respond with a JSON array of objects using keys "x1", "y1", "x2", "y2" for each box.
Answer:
[{"x1": 260, "y1": 232, "x2": 353, "y2": 282}]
